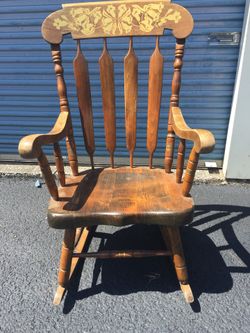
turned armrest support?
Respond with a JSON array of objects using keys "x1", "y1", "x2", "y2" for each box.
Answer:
[
  {"x1": 171, "y1": 107, "x2": 215, "y2": 196},
  {"x1": 172, "y1": 107, "x2": 215, "y2": 154},
  {"x1": 18, "y1": 111, "x2": 69, "y2": 159}
]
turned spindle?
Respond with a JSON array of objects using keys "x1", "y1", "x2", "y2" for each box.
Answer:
[
  {"x1": 165, "y1": 39, "x2": 185, "y2": 173},
  {"x1": 182, "y1": 147, "x2": 199, "y2": 196},
  {"x1": 51, "y1": 44, "x2": 78, "y2": 176},
  {"x1": 53, "y1": 142, "x2": 65, "y2": 186},
  {"x1": 38, "y1": 150, "x2": 58, "y2": 200}
]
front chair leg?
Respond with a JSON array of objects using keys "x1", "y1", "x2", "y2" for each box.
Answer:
[
  {"x1": 53, "y1": 227, "x2": 92, "y2": 305},
  {"x1": 53, "y1": 228, "x2": 76, "y2": 305},
  {"x1": 161, "y1": 226, "x2": 194, "y2": 303},
  {"x1": 58, "y1": 229, "x2": 76, "y2": 288}
]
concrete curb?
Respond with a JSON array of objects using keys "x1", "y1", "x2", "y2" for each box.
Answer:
[
  {"x1": 0, "y1": 164, "x2": 89, "y2": 177},
  {"x1": 0, "y1": 163, "x2": 226, "y2": 184}
]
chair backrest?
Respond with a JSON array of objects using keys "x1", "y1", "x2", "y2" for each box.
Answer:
[{"x1": 42, "y1": 0, "x2": 194, "y2": 174}]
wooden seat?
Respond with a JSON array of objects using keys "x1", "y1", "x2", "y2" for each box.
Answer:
[
  {"x1": 48, "y1": 167, "x2": 194, "y2": 229},
  {"x1": 18, "y1": 0, "x2": 216, "y2": 306}
]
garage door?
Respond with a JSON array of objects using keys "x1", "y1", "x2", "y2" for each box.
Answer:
[{"x1": 0, "y1": 0, "x2": 246, "y2": 166}]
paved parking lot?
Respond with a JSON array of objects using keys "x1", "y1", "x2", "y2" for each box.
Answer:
[{"x1": 0, "y1": 176, "x2": 249, "y2": 332}]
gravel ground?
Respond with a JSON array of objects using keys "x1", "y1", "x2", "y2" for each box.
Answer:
[{"x1": 0, "y1": 176, "x2": 249, "y2": 333}]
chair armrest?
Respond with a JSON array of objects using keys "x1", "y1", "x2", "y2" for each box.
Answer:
[
  {"x1": 18, "y1": 112, "x2": 69, "y2": 201},
  {"x1": 172, "y1": 107, "x2": 215, "y2": 154},
  {"x1": 18, "y1": 111, "x2": 69, "y2": 159}
]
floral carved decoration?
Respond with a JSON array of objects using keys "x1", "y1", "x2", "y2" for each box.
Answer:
[{"x1": 53, "y1": 3, "x2": 182, "y2": 36}]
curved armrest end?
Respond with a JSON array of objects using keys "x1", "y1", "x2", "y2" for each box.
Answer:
[
  {"x1": 172, "y1": 107, "x2": 215, "y2": 154},
  {"x1": 18, "y1": 134, "x2": 42, "y2": 159},
  {"x1": 18, "y1": 111, "x2": 69, "y2": 159},
  {"x1": 194, "y1": 129, "x2": 215, "y2": 154}
]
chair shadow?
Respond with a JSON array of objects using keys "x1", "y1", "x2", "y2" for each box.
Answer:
[
  {"x1": 63, "y1": 168, "x2": 103, "y2": 210},
  {"x1": 62, "y1": 204, "x2": 250, "y2": 314},
  {"x1": 192, "y1": 205, "x2": 250, "y2": 274}
]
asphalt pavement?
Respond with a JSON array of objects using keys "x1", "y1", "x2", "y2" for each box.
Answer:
[{"x1": 0, "y1": 176, "x2": 249, "y2": 333}]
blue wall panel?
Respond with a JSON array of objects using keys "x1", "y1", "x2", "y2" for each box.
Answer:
[{"x1": 0, "y1": 0, "x2": 246, "y2": 163}]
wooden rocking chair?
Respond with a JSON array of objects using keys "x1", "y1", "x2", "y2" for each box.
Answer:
[{"x1": 18, "y1": 0, "x2": 215, "y2": 305}]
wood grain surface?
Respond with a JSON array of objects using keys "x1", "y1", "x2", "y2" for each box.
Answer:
[
  {"x1": 99, "y1": 39, "x2": 116, "y2": 167},
  {"x1": 124, "y1": 37, "x2": 138, "y2": 167},
  {"x1": 74, "y1": 40, "x2": 95, "y2": 169},
  {"x1": 48, "y1": 167, "x2": 194, "y2": 228},
  {"x1": 147, "y1": 37, "x2": 163, "y2": 168},
  {"x1": 42, "y1": 0, "x2": 194, "y2": 43}
]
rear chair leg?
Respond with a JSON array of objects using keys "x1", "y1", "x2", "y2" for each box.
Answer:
[{"x1": 161, "y1": 226, "x2": 194, "y2": 303}]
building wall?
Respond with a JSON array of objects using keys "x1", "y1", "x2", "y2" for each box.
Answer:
[{"x1": 223, "y1": 0, "x2": 250, "y2": 179}]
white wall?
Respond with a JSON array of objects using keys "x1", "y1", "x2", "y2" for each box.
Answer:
[{"x1": 223, "y1": 0, "x2": 250, "y2": 179}]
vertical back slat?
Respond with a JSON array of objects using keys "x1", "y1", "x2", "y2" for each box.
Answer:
[
  {"x1": 51, "y1": 44, "x2": 78, "y2": 176},
  {"x1": 147, "y1": 37, "x2": 164, "y2": 169},
  {"x1": 124, "y1": 37, "x2": 138, "y2": 168},
  {"x1": 176, "y1": 138, "x2": 185, "y2": 183},
  {"x1": 99, "y1": 38, "x2": 116, "y2": 168},
  {"x1": 73, "y1": 40, "x2": 95, "y2": 169},
  {"x1": 165, "y1": 39, "x2": 185, "y2": 173}
]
